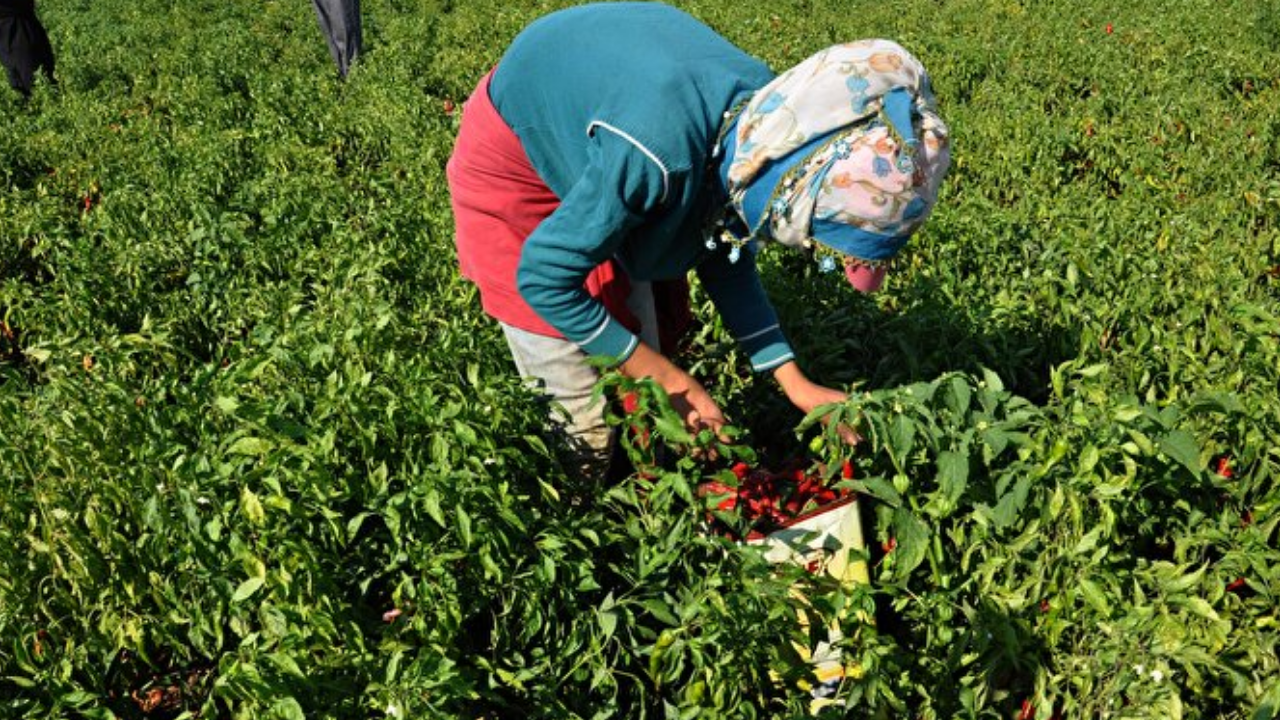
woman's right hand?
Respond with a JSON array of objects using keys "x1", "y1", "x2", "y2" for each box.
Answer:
[
  {"x1": 620, "y1": 341, "x2": 726, "y2": 437},
  {"x1": 666, "y1": 374, "x2": 727, "y2": 438}
]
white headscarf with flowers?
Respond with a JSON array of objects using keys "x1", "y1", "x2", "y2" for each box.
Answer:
[{"x1": 725, "y1": 40, "x2": 950, "y2": 255}]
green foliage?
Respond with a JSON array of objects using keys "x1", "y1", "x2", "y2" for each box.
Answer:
[{"x1": 2, "y1": 0, "x2": 1278, "y2": 718}]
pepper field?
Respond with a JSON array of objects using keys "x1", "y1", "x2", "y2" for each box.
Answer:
[{"x1": 2, "y1": 0, "x2": 1278, "y2": 718}]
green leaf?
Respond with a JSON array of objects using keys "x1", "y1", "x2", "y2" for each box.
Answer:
[
  {"x1": 423, "y1": 491, "x2": 446, "y2": 528},
  {"x1": 891, "y1": 507, "x2": 930, "y2": 576},
  {"x1": 267, "y1": 652, "x2": 306, "y2": 679},
  {"x1": 933, "y1": 451, "x2": 969, "y2": 514},
  {"x1": 982, "y1": 428, "x2": 1011, "y2": 460},
  {"x1": 1113, "y1": 405, "x2": 1144, "y2": 423},
  {"x1": 980, "y1": 367, "x2": 1006, "y2": 391},
  {"x1": 1075, "y1": 363, "x2": 1108, "y2": 379},
  {"x1": 1072, "y1": 525, "x2": 1104, "y2": 556},
  {"x1": 1162, "y1": 564, "x2": 1207, "y2": 595},
  {"x1": 1183, "y1": 392, "x2": 1245, "y2": 416},
  {"x1": 798, "y1": 400, "x2": 844, "y2": 433},
  {"x1": 1159, "y1": 430, "x2": 1201, "y2": 475},
  {"x1": 852, "y1": 477, "x2": 902, "y2": 507},
  {"x1": 598, "y1": 593, "x2": 618, "y2": 639},
  {"x1": 638, "y1": 598, "x2": 681, "y2": 627},
  {"x1": 1182, "y1": 596, "x2": 1221, "y2": 622},
  {"x1": 1079, "y1": 444, "x2": 1100, "y2": 474},
  {"x1": 888, "y1": 414, "x2": 915, "y2": 464},
  {"x1": 240, "y1": 487, "x2": 265, "y2": 525},
  {"x1": 386, "y1": 650, "x2": 403, "y2": 684},
  {"x1": 992, "y1": 475, "x2": 1031, "y2": 529},
  {"x1": 653, "y1": 413, "x2": 692, "y2": 445},
  {"x1": 456, "y1": 506, "x2": 473, "y2": 547},
  {"x1": 232, "y1": 577, "x2": 265, "y2": 603},
  {"x1": 1078, "y1": 577, "x2": 1111, "y2": 616},
  {"x1": 346, "y1": 512, "x2": 371, "y2": 540},
  {"x1": 268, "y1": 697, "x2": 305, "y2": 720},
  {"x1": 430, "y1": 434, "x2": 450, "y2": 465},
  {"x1": 1252, "y1": 680, "x2": 1280, "y2": 720},
  {"x1": 59, "y1": 690, "x2": 96, "y2": 706},
  {"x1": 452, "y1": 419, "x2": 477, "y2": 446},
  {"x1": 945, "y1": 376, "x2": 972, "y2": 418},
  {"x1": 228, "y1": 436, "x2": 272, "y2": 456}
]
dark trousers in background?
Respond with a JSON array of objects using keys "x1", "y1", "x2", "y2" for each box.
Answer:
[
  {"x1": 311, "y1": 0, "x2": 361, "y2": 78},
  {"x1": 0, "y1": 4, "x2": 56, "y2": 96}
]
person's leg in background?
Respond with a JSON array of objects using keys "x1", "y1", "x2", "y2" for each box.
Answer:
[
  {"x1": 0, "y1": 4, "x2": 57, "y2": 97},
  {"x1": 311, "y1": 0, "x2": 361, "y2": 78}
]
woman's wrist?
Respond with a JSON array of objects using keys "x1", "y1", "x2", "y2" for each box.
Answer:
[
  {"x1": 621, "y1": 341, "x2": 683, "y2": 389},
  {"x1": 772, "y1": 361, "x2": 848, "y2": 414},
  {"x1": 771, "y1": 360, "x2": 810, "y2": 403}
]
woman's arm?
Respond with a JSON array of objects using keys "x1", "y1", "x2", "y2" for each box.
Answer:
[
  {"x1": 772, "y1": 360, "x2": 847, "y2": 413},
  {"x1": 698, "y1": 251, "x2": 855, "y2": 438},
  {"x1": 516, "y1": 130, "x2": 664, "y2": 363},
  {"x1": 695, "y1": 247, "x2": 795, "y2": 372},
  {"x1": 514, "y1": 132, "x2": 729, "y2": 435},
  {"x1": 773, "y1": 360, "x2": 860, "y2": 444}
]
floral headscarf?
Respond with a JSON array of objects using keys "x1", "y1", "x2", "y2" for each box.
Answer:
[{"x1": 724, "y1": 40, "x2": 950, "y2": 271}]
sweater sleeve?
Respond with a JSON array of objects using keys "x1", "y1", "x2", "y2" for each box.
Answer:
[
  {"x1": 696, "y1": 246, "x2": 795, "y2": 372},
  {"x1": 515, "y1": 126, "x2": 669, "y2": 364}
]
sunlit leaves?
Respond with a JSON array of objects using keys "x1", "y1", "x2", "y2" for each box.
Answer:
[{"x1": 2, "y1": 0, "x2": 1279, "y2": 717}]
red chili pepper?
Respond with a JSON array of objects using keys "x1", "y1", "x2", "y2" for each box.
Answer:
[
  {"x1": 1019, "y1": 699, "x2": 1036, "y2": 720},
  {"x1": 700, "y1": 481, "x2": 736, "y2": 504},
  {"x1": 882, "y1": 538, "x2": 897, "y2": 553},
  {"x1": 1227, "y1": 577, "x2": 1247, "y2": 593},
  {"x1": 1104, "y1": 23, "x2": 1113, "y2": 34},
  {"x1": 1040, "y1": 599, "x2": 1051, "y2": 614},
  {"x1": 1215, "y1": 456, "x2": 1234, "y2": 478},
  {"x1": 621, "y1": 392, "x2": 639, "y2": 414},
  {"x1": 842, "y1": 459, "x2": 854, "y2": 479}
]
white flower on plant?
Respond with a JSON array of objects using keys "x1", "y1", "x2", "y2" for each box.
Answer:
[
  {"x1": 1134, "y1": 664, "x2": 1145, "y2": 675},
  {"x1": 386, "y1": 702, "x2": 400, "y2": 717},
  {"x1": 1151, "y1": 669, "x2": 1164, "y2": 682}
]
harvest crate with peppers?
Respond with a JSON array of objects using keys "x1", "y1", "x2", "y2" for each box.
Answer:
[{"x1": 699, "y1": 458, "x2": 869, "y2": 584}]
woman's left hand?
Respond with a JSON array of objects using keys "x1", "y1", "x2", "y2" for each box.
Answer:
[{"x1": 772, "y1": 361, "x2": 861, "y2": 445}]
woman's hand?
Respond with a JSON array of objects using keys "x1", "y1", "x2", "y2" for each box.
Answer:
[
  {"x1": 772, "y1": 361, "x2": 861, "y2": 445},
  {"x1": 620, "y1": 341, "x2": 726, "y2": 437}
]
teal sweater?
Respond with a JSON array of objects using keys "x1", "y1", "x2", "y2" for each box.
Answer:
[{"x1": 490, "y1": 2, "x2": 793, "y2": 371}]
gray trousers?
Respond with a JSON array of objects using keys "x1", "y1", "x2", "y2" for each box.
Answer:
[
  {"x1": 311, "y1": 0, "x2": 361, "y2": 77},
  {"x1": 501, "y1": 282, "x2": 660, "y2": 480}
]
